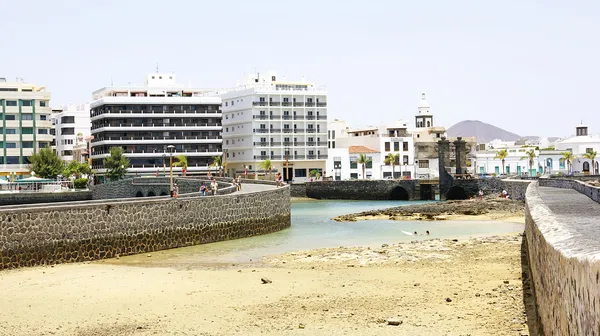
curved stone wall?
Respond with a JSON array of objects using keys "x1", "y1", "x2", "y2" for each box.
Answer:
[
  {"x1": 91, "y1": 177, "x2": 233, "y2": 199},
  {"x1": 0, "y1": 190, "x2": 93, "y2": 206},
  {"x1": 304, "y1": 180, "x2": 417, "y2": 200},
  {"x1": 525, "y1": 180, "x2": 600, "y2": 335},
  {"x1": 0, "y1": 183, "x2": 290, "y2": 270}
]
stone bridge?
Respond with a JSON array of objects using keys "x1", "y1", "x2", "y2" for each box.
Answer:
[
  {"x1": 303, "y1": 179, "x2": 439, "y2": 201},
  {"x1": 0, "y1": 179, "x2": 290, "y2": 270}
]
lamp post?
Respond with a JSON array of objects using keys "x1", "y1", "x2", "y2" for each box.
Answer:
[{"x1": 167, "y1": 145, "x2": 175, "y2": 192}]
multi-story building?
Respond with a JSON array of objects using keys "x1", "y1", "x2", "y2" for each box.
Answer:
[
  {"x1": 326, "y1": 120, "x2": 415, "y2": 180},
  {"x1": 90, "y1": 74, "x2": 222, "y2": 179},
  {"x1": 210, "y1": 71, "x2": 328, "y2": 182},
  {"x1": 554, "y1": 124, "x2": 600, "y2": 174},
  {"x1": 0, "y1": 78, "x2": 53, "y2": 177},
  {"x1": 53, "y1": 103, "x2": 91, "y2": 162}
]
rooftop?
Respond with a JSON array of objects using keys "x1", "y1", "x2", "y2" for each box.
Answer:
[{"x1": 348, "y1": 146, "x2": 379, "y2": 154}]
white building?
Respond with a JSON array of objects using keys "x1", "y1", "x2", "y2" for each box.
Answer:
[
  {"x1": 210, "y1": 71, "x2": 328, "y2": 182},
  {"x1": 90, "y1": 74, "x2": 222, "y2": 178},
  {"x1": 0, "y1": 78, "x2": 53, "y2": 178},
  {"x1": 410, "y1": 93, "x2": 449, "y2": 178},
  {"x1": 472, "y1": 146, "x2": 544, "y2": 176},
  {"x1": 53, "y1": 103, "x2": 91, "y2": 162},
  {"x1": 326, "y1": 120, "x2": 415, "y2": 180},
  {"x1": 554, "y1": 124, "x2": 600, "y2": 174}
]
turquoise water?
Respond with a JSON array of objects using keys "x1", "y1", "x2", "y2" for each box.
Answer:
[{"x1": 115, "y1": 200, "x2": 524, "y2": 267}]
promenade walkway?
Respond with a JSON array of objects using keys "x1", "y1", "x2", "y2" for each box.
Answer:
[{"x1": 537, "y1": 186, "x2": 600, "y2": 253}]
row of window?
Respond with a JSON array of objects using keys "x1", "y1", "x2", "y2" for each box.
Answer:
[
  {"x1": 0, "y1": 141, "x2": 50, "y2": 148},
  {"x1": 0, "y1": 113, "x2": 48, "y2": 120},
  {"x1": 384, "y1": 142, "x2": 410, "y2": 152},
  {"x1": 0, "y1": 128, "x2": 50, "y2": 135},
  {"x1": 2, "y1": 100, "x2": 48, "y2": 107}
]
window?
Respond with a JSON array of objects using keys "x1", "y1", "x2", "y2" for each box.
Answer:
[
  {"x1": 332, "y1": 141, "x2": 335, "y2": 148},
  {"x1": 5, "y1": 114, "x2": 15, "y2": 120},
  {"x1": 5, "y1": 142, "x2": 17, "y2": 148},
  {"x1": 21, "y1": 127, "x2": 33, "y2": 134},
  {"x1": 418, "y1": 160, "x2": 429, "y2": 168},
  {"x1": 5, "y1": 129, "x2": 16, "y2": 134},
  {"x1": 39, "y1": 114, "x2": 47, "y2": 121},
  {"x1": 350, "y1": 173, "x2": 358, "y2": 179},
  {"x1": 295, "y1": 169, "x2": 307, "y2": 178},
  {"x1": 350, "y1": 157, "x2": 357, "y2": 169},
  {"x1": 22, "y1": 141, "x2": 34, "y2": 148},
  {"x1": 403, "y1": 155, "x2": 409, "y2": 165},
  {"x1": 366, "y1": 157, "x2": 373, "y2": 169},
  {"x1": 21, "y1": 100, "x2": 32, "y2": 107},
  {"x1": 384, "y1": 142, "x2": 390, "y2": 151},
  {"x1": 38, "y1": 142, "x2": 49, "y2": 148},
  {"x1": 403, "y1": 142, "x2": 409, "y2": 151},
  {"x1": 21, "y1": 114, "x2": 33, "y2": 120},
  {"x1": 332, "y1": 130, "x2": 335, "y2": 139},
  {"x1": 62, "y1": 150, "x2": 73, "y2": 156},
  {"x1": 40, "y1": 101, "x2": 47, "y2": 107},
  {"x1": 394, "y1": 142, "x2": 400, "y2": 151},
  {"x1": 6, "y1": 100, "x2": 17, "y2": 106}
]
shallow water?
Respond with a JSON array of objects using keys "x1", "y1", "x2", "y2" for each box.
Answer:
[{"x1": 114, "y1": 200, "x2": 523, "y2": 267}]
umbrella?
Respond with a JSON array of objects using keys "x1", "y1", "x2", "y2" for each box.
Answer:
[{"x1": 15, "y1": 176, "x2": 53, "y2": 183}]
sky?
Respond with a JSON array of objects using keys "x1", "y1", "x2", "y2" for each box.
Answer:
[{"x1": 1, "y1": 0, "x2": 599, "y2": 138}]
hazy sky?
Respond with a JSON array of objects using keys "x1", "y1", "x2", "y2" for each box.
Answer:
[{"x1": 2, "y1": 0, "x2": 598, "y2": 137}]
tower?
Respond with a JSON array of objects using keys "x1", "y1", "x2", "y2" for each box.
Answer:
[
  {"x1": 415, "y1": 92, "x2": 433, "y2": 128},
  {"x1": 576, "y1": 122, "x2": 588, "y2": 136}
]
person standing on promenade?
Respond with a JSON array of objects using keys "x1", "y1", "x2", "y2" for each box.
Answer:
[
  {"x1": 200, "y1": 182, "x2": 207, "y2": 196},
  {"x1": 236, "y1": 175, "x2": 242, "y2": 191},
  {"x1": 211, "y1": 179, "x2": 218, "y2": 195}
]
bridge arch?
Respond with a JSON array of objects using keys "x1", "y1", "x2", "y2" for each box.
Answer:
[
  {"x1": 390, "y1": 186, "x2": 409, "y2": 200},
  {"x1": 147, "y1": 191, "x2": 156, "y2": 197},
  {"x1": 135, "y1": 191, "x2": 144, "y2": 197},
  {"x1": 446, "y1": 186, "x2": 468, "y2": 200}
]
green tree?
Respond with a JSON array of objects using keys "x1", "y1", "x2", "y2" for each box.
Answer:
[
  {"x1": 561, "y1": 152, "x2": 576, "y2": 174},
  {"x1": 583, "y1": 151, "x2": 597, "y2": 175},
  {"x1": 309, "y1": 169, "x2": 321, "y2": 180},
  {"x1": 356, "y1": 153, "x2": 372, "y2": 179},
  {"x1": 385, "y1": 153, "x2": 399, "y2": 179},
  {"x1": 211, "y1": 156, "x2": 223, "y2": 177},
  {"x1": 495, "y1": 149, "x2": 509, "y2": 174},
  {"x1": 104, "y1": 147, "x2": 130, "y2": 181},
  {"x1": 522, "y1": 149, "x2": 537, "y2": 174},
  {"x1": 27, "y1": 148, "x2": 65, "y2": 179},
  {"x1": 259, "y1": 159, "x2": 273, "y2": 179},
  {"x1": 63, "y1": 161, "x2": 92, "y2": 179},
  {"x1": 173, "y1": 155, "x2": 188, "y2": 176}
]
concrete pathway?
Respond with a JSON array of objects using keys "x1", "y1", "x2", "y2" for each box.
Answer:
[
  {"x1": 235, "y1": 183, "x2": 279, "y2": 194},
  {"x1": 538, "y1": 186, "x2": 600, "y2": 251}
]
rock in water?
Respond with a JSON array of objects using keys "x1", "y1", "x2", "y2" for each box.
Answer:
[
  {"x1": 387, "y1": 318, "x2": 402, "y2": 326},
  {"x1": 261, "y1": 278, "x2": 272, "y2": 284}
]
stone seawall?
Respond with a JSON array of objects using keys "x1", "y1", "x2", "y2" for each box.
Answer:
[
  {"x1": 305, "y1": 180, "x2": 417, "y2": 200},
  {"x1": 0, "y1": 190, "x2": 92, "y2": 206},
  {"x1": 92, "y1": 177, "x2": 232, "y2": 199},
  {"x1": 0, "y1": 183, "x2": 290, "y2": 270},
  {"x1": 290, "y1": 183, "x2": 307, "y2": 198},
  {"x1": 525, "y1": 181, "x2": 600, "y2": 335},
  {"x1": 540, "y1": 177, "x2": 600, "y2": 203}
]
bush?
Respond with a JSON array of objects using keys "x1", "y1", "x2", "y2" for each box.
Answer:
[{"x1": 74, "y1": 178, "x2": 88, "y2": 189}]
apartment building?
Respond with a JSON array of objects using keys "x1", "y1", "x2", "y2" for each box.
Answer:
[
  {"x1": 326, "y1": 120, "x2": 415, "y2": 180},
  {"x1": 53, "y1": 103, "x2": 91, "y2": 162},
  {"x1": 0, "y1": 78, "x2": 53, "y2": 177},
  {"x1": 90, "y1": 74, "x2": 222, "y2": 178},
  {"x1": 210, "y1": 71, "x2": 327, "y2": 182}
]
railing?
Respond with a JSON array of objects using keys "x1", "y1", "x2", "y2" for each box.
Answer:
[
  {"x1": 317, "y1": 102, "x2": 327, "y2": 107},
  {"x1": 91, "y1": 149, "x2": 220, "y2": 155},
  {"x1": 250, "y1": 101, "x2": 327, "y2": 107},
  {"x1": 253, "y1": 115, "x2": 268, "y2": 120},
  {"x1": 281, "y1": 102, "x2": 292, "y2": 106},
  {"x1": 269, "y1": 115, "x2": 281, "y2": 120},
  {"x1": 252, "y1": 102, "x2": 268, "y2": 106},
  {"x1": 91, "y1": 109, "x2": 222, "y2": 118},
  {"x1": 91, "y1": 135, "x2": 221, "y2": 143},
  {"x1": 91, "y1": 122, "x2": 221, "y2": 130},
  {"x1": 293, "y1": 102, "x2": 304, "y2": 107},
  {"x1": 293, "y1": 115, "x2": 304, "y2": 120},
  {"x1": 254, "y1": 155, "x2": 282, "y2": 160}
]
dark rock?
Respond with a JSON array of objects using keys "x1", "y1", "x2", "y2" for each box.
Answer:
[
  {"x1": 387, "y1": 318, "x2": 402, "y2": 326},
  {"x1": 261, "y1": 277, "x2": 272, "y2": 284},
  {"x1": 445, "y1": 298, "x2": 452, "y2": 302}
]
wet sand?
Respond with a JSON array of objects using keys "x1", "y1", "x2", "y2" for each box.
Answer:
[{"x1": 0, "y1": 233, "x2": 530, "y2": 336}]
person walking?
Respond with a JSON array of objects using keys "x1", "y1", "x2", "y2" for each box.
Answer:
[
  {"x1": 236, "y1": 175, "x2": 242, "y2": 191},
  {"x1": 211, "y1": 179, "x2": 218, "y2": 195},
  {"x1": 200, "y1": 182, "x2": 207, "y2": 196}
]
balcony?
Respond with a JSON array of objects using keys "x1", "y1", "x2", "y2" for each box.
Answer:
[
  {"x1": 306, "y1": 129, "x2": 318, "y2": 133},
  {"x1": 293, "y1": 102, "x2": 304, "y2": 107},
  {"x1": 254, "y1": 128, "x2": 269, "y2": 134},
  {"x1": 91, "y1": 148, "x2": 221, "y2": 156},
  {"x1": 306, "y1": 142, "x2": 327, "y2": 146},
  {"x1": 253, "y1": 115, "x2": 268, "y2": 120},
  {"x1": 305, "y1": 102, "x2": 315, "y2": 107},
  {"x1": 282, "y1": 115, "x2": 292, "y2": 120},
  {"x1": 91, "y1": 135, "x2": 221, "y2": 143},
  {"x1": 270, "y1": 102, "x2": 280, "y2": 106},
  {"x1": 282, "y1": 128, "x2": 294, "y2": 133},
  {"x1": 253, "y1": 142, "x2": 268, "y2": 147},
  {"x1": 91, "y1": 122, "x2": 221, "y2": 130},
  {"x1": 91, "y1": 109, "x2": 222, "y2": 118},
  {"x1": 253, "y1": 155, "x2": 282, "y2": 160},
  {"x1": 306, "y1": 115, "x2": 316, "y2": 120},
  {"x1": 317, "y1": 102, "x2": 327, "y2": 107},
  {"x1": 293, "y1": 115, "x2": 304, "y2": 120},
  {"x1": 269, "y1": 115, "x2": 281, "y2": 120},
  {"x1": 318, "y1": 154, "x2": 328, "y2": 159},
  {"x1": 293, "y1": 129, "x2": 305, "y2": 133},
  {"x1": 293, "y1": 142, "x2": 305, "y2": 146},
  {"x1": 253, "y1": 102, "x2": 268, "y2": 106},
  {"x1": 281, "y1": 102, "x2": 292, "y2": 107},
  {"x1": 317, "y1": 115, "x2": 328, "y2": 120}
]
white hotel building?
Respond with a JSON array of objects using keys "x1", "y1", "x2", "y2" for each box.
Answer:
[
  {"x1": 53, "y1": 103, "x2": 91, "y2": 162},
  {"x1": 209, "y1": 72, "x2": 328, "y2": 181},
  {"x1": 90, "y1": 74, "x2": 222, "y2": 178}
]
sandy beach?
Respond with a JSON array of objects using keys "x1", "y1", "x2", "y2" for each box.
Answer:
[{"x1": 0, "y1": 232, "x2": 531, "y2": 336}]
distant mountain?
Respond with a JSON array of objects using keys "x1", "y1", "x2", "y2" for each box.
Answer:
[{"x1": 447, "y1": 120, "x2": 521, "y2": 144}]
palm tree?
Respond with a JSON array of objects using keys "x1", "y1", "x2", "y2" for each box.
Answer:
[
  {"x1": 259, "y1": 159, "x2": 273, "y2": 179},
  {"x1": 211, "y1": 155, "x2": 223, "y2": 177},
  {"x1": 385, "y1": 153, "x2": 399, "y2": 179},
  {"x1": 356, "y1": 153, "x2": 372, "y2": 180},
  {"x1": 173, "y1": 155, "x2": 188, "y2": 176},
  {"x1": 583, "y1": 151, "x2": 597, "y2": 175},
  {"x1": 495, "y1": 149, "x2": 509, "y2": 174},
  {"x1": 561, "y1": 152, "x2": 576, "y2": 174},
  {"x1": 309, "y1": 169, "x2": 321, "y2": 180},
  {"x1": 522, "y1": 149, "x2": 537, "y2": 175}
]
